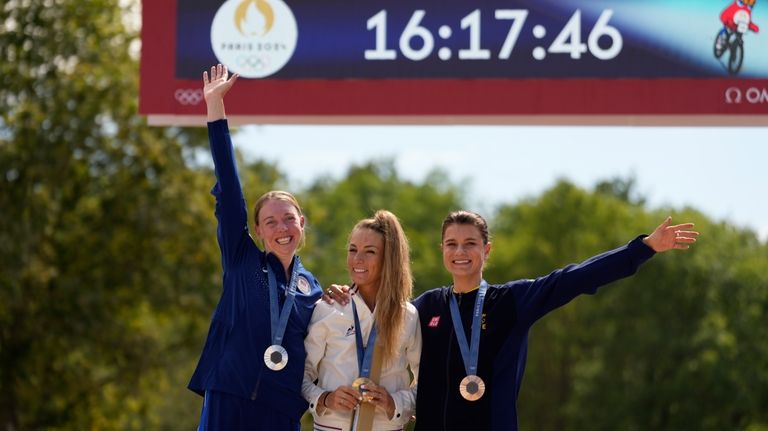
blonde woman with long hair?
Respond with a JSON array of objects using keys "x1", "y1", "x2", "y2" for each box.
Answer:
[{"x1": 302, "y1": 210, "x2": 421, "y2": 431}]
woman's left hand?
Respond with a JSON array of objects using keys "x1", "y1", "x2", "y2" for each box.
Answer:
[
  {"x1": 643, "y1": 216, "x2": 699, "y2": 252},
  {"x1": 323, "y1": 284, "x2": 351, "y2": 306},
  {"x1": 361, "y1": 382, "x2": 396, "y2": 419}
]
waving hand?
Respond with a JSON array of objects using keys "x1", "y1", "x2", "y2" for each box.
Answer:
[
  {"x1": 203, "y1": 64, "x2": 239, "y2": 121},
  {"x1": 643, "y1": 217, "x2": 699, "y2": 253}
]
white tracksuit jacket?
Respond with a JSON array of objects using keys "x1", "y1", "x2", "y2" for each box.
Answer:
[{"x1": 302, "y1": 287, "x2": 422, "y2": 431}]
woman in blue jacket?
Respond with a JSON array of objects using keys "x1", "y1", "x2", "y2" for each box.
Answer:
[
  {"x1": 188, "y1": 64, "x2": 323, "y2": 430},
  {"x1": 411, "y1": 211, "x2": 698, "y2": 431}
]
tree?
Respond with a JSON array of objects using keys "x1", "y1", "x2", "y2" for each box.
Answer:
[
  {"x1": 563, "y1": 217, "x2": 768, "y2": 431},
  {"x1": 299, "y1": 159, "x2": 465, "y2": 297},
  {"x1": 0, "y1": 1, "x2": 246, "y2": 429},
  {"x1": 485, "y1": 180, "x2": 768, "y2": 431}
]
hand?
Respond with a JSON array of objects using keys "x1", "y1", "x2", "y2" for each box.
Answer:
[
  {"x1": 643, "y1": 216, "x2": 699, "y2": 252},
  {"x1": 322, "y1": 284, "x2": 351, "y2": 306},
  {"x1": 203, "y1": 64, "x2": 238, "y2": 103},
  {"x1": 361, "y1": 382, "x2": 396, "y2": 419},
  {"x1": 325, "y1": 386, "x2": 361, "y2": 412},
  {"x1": 202, "y1": 64, "x2": 238, "y2": 121}
]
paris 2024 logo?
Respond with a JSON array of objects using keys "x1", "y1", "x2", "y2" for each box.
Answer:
[{"x1": 211, "y1": 0, "x2": 298, "y2": 78}]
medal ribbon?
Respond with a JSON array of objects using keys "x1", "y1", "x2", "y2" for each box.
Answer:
[
  {"x1": 351, "y1": 297, "x2": 378, "y2": 378},
  {"x1": 448, "y1": 280, "x2": 488, "y2": 377},
  {"x1": 266, "y1": 255, "x2": 301, "y2": 346}
]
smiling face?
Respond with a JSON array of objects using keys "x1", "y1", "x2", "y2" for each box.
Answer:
[
  {"x1": 347, "y1": 227, "x2": 384, "y2": 292},
  {"x1": 254, "y1": 198, "x2": 304, "y2": 265},
  {"x1": 441, "y1": 223, "x2": 491, "y2": 280}
]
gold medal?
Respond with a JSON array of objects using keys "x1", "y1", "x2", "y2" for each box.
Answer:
[
  {"x1": 459, "y1": 375, "x2": 485, "y2": 401},
  {"x1": 264, "y1": 345, "x2": 288, "y2": 371},
  {"x1": 352, "y1": 377, "x2": 375, "y2": 403}
]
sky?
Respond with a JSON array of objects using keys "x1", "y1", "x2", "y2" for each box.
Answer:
[{"x1": 231, "y1": 125, "x2": 768, "y2": 241}]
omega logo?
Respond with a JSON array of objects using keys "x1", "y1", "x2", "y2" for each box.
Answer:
[{"x1": 725, "y1": 87, "x2": 768, "y2": 104}]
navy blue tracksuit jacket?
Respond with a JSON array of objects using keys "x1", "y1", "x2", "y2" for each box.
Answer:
[
  {"x1": 412, "y1": 236, "x2": 655, "y2": 431},
  {"x1": 188, "y1": 119, "x2": 323, "y2": 421}
]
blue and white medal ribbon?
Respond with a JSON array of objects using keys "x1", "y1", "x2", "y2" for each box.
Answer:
[
  {"x1": 263, "y1": 255, "x2": 301, "y2": 371},
  {"x1": 351, "y1": 297, "x2": 378, "y2": 402},
  {"x1": 448, "y1": 280, "x2": 488, "y2": 401}
]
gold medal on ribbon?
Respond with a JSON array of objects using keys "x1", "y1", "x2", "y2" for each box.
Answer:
[
  {"x1": 459, "y1": 375, "x2": 485, "y2": 401},
  {"x1": 264, "y1": 344, "x2": 288, "y2": 371},
  {"x1": 352, "y1": 377, "x2": 375, "y2": 403}
]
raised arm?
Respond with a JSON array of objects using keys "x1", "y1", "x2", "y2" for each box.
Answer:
[
  {"x1": 515, "y1": 217, "x2": 698, "y2": 325},
  {"x1": 203, "y1": 65, "x2": 250, "y2": 266}
]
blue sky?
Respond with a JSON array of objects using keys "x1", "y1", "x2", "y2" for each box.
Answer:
[{"x1": 232, "y1": 125, "x2": 768, "y2": 241}]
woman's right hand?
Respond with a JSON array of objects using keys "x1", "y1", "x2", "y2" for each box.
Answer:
[
  {"x1": 324, "y1": 386, "x2": 362, "y2": 412},
  {"x1": 322, "y1": 284, "x2": 351, "y2": 306},
  {"x1": 202, "y1": 64, "x2": 238, "y2": 121}
]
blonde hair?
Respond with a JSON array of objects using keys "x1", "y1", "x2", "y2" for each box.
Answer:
[
  {"x1": 351, "y1": 210, "x2": 412, "y2": 364},
  {"x1": 252, "y1": 190, "x2": 305, "y2": 247}
]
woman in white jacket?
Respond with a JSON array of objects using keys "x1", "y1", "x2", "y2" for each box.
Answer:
[{"x1": 302, "y1": 210, "x2": 421, "y2": 431}]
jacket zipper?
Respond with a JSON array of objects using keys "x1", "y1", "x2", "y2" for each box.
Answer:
[{"x1": 251, "y1": 370, "x2": 262, "y2": 400}]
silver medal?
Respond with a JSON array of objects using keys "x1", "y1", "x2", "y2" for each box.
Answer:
[{"x1": 264, "y1": 344, "x2": 288, "y2": 371}]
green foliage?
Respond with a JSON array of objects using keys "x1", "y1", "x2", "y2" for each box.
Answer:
[
  {"x1": 0, "y1": 0, "x2": 218, "y2": 429},
  {"x1": 491, "y1": 181, "x2": 768, "y2": 431},
  {"x1": 299, "y1": 159, "x2": 464, "y2": 297},
  {"x1": 559, "y1": 217, "x2": 768, "y2": 431},
  {"x1": 488, "y1": 179, "x2": 647, "y2": 430}
]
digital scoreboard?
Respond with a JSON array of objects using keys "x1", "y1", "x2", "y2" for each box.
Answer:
[{"x1": 140, "y1": 0, "x2": 768, "y2": 125}]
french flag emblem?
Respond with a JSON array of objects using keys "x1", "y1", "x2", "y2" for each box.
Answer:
[{"x1": 428, "y1": 316, "x2": 440, "y2": 328}]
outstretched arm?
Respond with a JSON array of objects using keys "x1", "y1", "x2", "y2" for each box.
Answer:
[
  {"x1": 642, "y1": 216, "x2": 699, "y2": 252},
  {"x1": 203, "y1": 64, "x2": 239, "y2": 122},
  {"x1": 515, "y1": 216, "x2": 699, "y2": 325}
]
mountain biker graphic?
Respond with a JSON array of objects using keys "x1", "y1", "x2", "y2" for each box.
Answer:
[
  {"x1": 720, "y1": 0, "x2": 759, "y2": 36},
  {"x1": 715, "y1": 0, "x2": 759, "y2": 74}
]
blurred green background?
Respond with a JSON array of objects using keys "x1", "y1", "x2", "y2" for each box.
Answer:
[{"x1": 2, "y1": 1, "x2": 767, "y2": 430}]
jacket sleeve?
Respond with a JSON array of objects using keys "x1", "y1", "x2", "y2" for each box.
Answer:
[
  {"x1": 389, "y1": 306, "x2": 422, "y2": 425},
  {"x1": 302, "y1": 304, "x2": 331, "y2": 416},
  {"x1": 207, "y1": 119, "x2": 251, "y2": 268},
  {"x1": 514, "y1": 235, "x2": 656, "y2": 326}
]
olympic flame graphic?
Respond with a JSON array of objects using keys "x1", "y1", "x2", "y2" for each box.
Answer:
[{"x1": 235, "y1": 0, "x2": 275, "y2": 36}]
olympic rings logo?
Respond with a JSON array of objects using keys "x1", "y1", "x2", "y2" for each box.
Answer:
[
  {"x1": 174, "y1": 88, "x2": 204, "y2": 105},
  {"x1": 236, "y1": 55, "x2": 271, "y2": 71}
]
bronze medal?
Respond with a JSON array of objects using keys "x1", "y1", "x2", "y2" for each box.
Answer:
[
  {"x1": 459, "y1": 375, "x2": 485, "y2": 401},
  {"x1": 264, "y1": 344, "x2": 288, "y2": 371}
]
